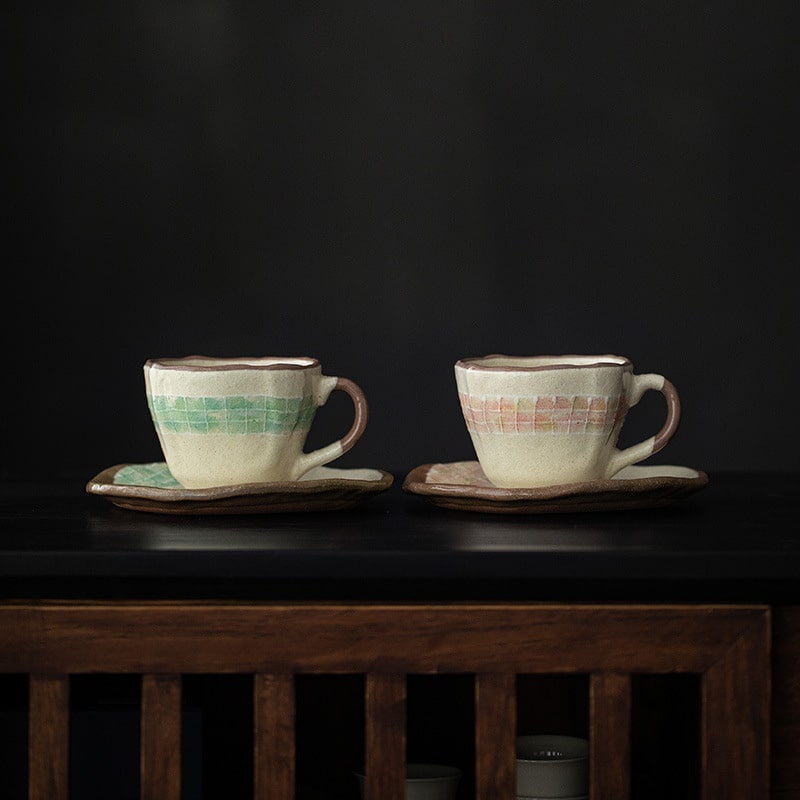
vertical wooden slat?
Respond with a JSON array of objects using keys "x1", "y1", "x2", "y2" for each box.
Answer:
[
  {"x1": 141, "y1": 674, "x2": 181, "y2": 800},
  {"x1": 29, "y1": 674, "x2": 69, "y2": 800},
  {"x1": 475, "y1": 673, "x2": 516, "y2": 800},
  {"x1": 772, "y1": 607, "x2": 800, "y2": 800},
  {"x1": 365, "y1": 673, "x2": 405, "y2": 800},
  {"x1": 590, "y1": 672, "x2": 631, "y2": 800},
  {"x1": 702, "y1": 618, "x2": 770, "y2": 800},
  {"x1": 254, "y1": 673, "x2": 295, "y2": 800}
]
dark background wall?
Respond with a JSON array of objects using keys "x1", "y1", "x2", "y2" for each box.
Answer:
[{"x1": 6, "y1": 2, "x2": 798, "y2": 482}]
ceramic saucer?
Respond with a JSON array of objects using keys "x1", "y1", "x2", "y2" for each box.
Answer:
[
  {"x1": 87, "y1": 462, "x2": 394, "y2": 515},
  {"x1": 402, "y1": 461, "x2": 708, "y2": 514}
]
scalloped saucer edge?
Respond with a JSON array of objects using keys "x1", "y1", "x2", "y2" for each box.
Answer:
[
  {"x1": 87, "y1": 462, "x2": 394, "y2": 515},
  {"x1": 402, "y1": 461, "x2": 708, "y2": 514}
]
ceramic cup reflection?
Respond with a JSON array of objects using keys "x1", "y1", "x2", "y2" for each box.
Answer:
[
  {"x1": 516, "y1": 734, "x2": 589, "y2": 798},
  {"x1": 144, "y1": 356, "x2": 367, "y2": 488},
  {"x1": 455, "y1": 354, "x2": 681, "y2": 488},
  {"x1": 355, "y1": 763, "x2": 462, "y2": 800}
]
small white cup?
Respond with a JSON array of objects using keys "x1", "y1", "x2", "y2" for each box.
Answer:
[
  {"x1": 516, "y1": 734, "x2": 589, "y2": 798},
  {"x1": 144, "y1": 356, "x2": 367, "y2": 488},
  {"x1": 355, "y1": 763, "x2": 462, "y2": 800},
  {"x1": 455, "y1": 354, "x2": 681, "y2": 488}
]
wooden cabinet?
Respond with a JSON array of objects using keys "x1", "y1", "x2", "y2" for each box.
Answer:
[
  {"x1": 3, "y1": 471, "x2": 800, "y2": 798},
  {"x1": 0, "y1": 601, "x2": 775, "y2": 799}
]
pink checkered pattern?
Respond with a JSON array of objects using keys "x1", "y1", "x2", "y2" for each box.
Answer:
[{"x1": 459, "y1": 393, "x2": 625, "y2": 435}]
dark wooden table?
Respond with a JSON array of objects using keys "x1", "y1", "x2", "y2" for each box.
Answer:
[{"x1": 2, "y1": 470, "x2": 799, "y2": 600}]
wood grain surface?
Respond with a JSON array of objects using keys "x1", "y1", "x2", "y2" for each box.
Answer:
[
  {"x1": 0, "y1": 601, "x2": 773, "y2": 800},
  {"x1": 140, "y1": 674, "x2": 181, "y2": 800},
  {"x1": 28, "y1": 674, "x2": 69, "y2": 800}
]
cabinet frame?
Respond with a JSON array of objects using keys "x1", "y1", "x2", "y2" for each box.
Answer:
[{"x1": 0, "y1": 601, "x2": 770, "y2": 799}]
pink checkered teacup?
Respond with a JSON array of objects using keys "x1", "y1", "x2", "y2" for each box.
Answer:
[{"x1": 455, "y1": 355, "x2": 681, "y2": 488}]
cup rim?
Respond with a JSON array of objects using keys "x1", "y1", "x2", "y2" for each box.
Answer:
[
  {"x1": 145, "y1": 355, "x2": 320, "y2": 371},
  {"x1": 516, "y1": 734, "x2": 590, "y2": 763},
  {"x1": 455, "y1": 354, "x2": 632, "y2": 372}
]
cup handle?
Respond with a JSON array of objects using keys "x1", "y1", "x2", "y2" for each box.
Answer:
[
  {"x1": 294, "y1": 377, "x2": 368, "y2": 479},
  {"x1": 606, "y1": 374, "x2": 681, "y2": 478}
]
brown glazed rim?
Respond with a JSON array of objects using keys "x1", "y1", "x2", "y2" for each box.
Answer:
[
  {"x1": 402, "y1": 462, "x2": 709, "y2": 501},
  {"x1": 455, "y1": 354, "x2": 633, "y2": 371},
  {"x1": 145, "y1": 356, "x2": 320, "y2": 371}
]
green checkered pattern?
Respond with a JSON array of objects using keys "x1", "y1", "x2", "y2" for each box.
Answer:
[
  {"x1": 148, "y1": 394, "x2": 315, "y2": 434},
  {"x1": 114, "y1": 462, "x2": 181, "y2": 488}
]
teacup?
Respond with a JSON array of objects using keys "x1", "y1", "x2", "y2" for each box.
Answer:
[
  {"x1": 455, "y1": 354, "x2": 681, "y2": 488},
  {"x1": 516, "y1": 734, "x2": 589, "y2": 798},
  {"x1": 144, "y1": 356, "x2": 367, "y2": 488},
  {"x1": 355, "y1": 763, "x2": 462, "y2": 800}
]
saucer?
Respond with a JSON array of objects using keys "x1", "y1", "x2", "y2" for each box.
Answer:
[
  {"x1": 87, "y1": 462, "x2": 394, "y2": 515},
  {"x1": 402, "y1": 461, "x2": 708, "y2": 514}
]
